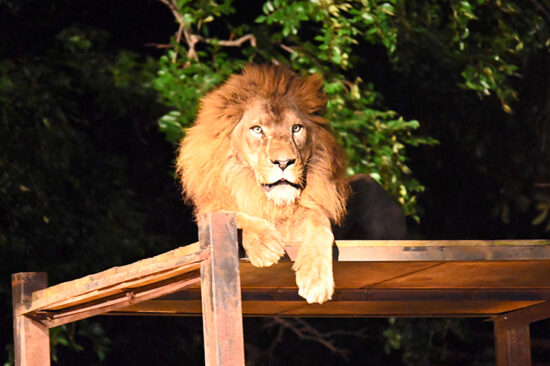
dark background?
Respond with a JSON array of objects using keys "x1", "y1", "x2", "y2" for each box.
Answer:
[{"x1": 1, "y1": 0, "x2": 549, "y2": 365}]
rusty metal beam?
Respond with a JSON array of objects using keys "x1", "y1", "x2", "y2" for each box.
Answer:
[
  {"x1": 200, "y1": 212, "x2": 245, "y2": 366},
  {"x1": 12, "y1": 273, "x2": 50, "y2": 366}
]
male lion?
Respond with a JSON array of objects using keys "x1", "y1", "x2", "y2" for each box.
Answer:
[{"x1": 177, "y1": 64, "x2": 350, "y2": 304}]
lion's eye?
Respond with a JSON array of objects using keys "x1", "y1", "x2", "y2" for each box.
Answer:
[
  {"x1": 292, "y1": 124, "x2": 303, "y2": 133},
  {"x1": 250, "y1": 125, "x2": 263, "y2": 135}
]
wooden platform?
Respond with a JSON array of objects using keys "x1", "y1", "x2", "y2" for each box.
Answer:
[
  {"x1": 24, "y1": 240, "x2": 550, "y2": 320},
  {"x1": 121, "y1": 253, "x2": 550, "y2": 319},
  {"x1": 12, "y1": 212, "x2": 550, "y2": 366}
]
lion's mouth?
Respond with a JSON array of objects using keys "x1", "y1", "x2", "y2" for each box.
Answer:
[{"x1": 261, "y1": 179, "x2": 300, "y2": 193}]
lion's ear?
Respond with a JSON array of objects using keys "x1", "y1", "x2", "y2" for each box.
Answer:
[{"x1": 300, "y1": 73, "x2": 328, "y2": 116}]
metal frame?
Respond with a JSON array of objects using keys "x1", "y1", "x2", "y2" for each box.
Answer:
[{"x1": 11, "y1": 212, "x2": 550, "y2": 366}]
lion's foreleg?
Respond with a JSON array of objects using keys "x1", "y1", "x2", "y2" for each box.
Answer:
[
  {"x1": 233, "y1": 212, "x2": 286, "y2": 267},
  {"x1": 292, "y1": 213, "x2": 334, "y2": 304}
]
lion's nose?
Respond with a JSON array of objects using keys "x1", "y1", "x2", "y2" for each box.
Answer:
[{"x1": 271, "y1": 158, "x2": 295, "y2": 170}]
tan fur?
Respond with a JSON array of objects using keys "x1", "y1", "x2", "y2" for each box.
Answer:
[{"x1": 176, "y1": 64, "x2": 350, "y2": 303}]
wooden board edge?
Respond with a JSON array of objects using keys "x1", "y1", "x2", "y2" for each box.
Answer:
[
  {"x1": 334, "y1": 240, "x2": 550, "y2": 247},
  {"x1": 28, "y1": 242, "x2": 204, "y2": 312}
]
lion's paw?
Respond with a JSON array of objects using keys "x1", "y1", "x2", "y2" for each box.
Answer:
[
  {"x1": 242, "y1": 224, "x2": 286, "y2": 267},
  {"x1": 293, "y1": 248, "x2": 334, "y2": 304}
]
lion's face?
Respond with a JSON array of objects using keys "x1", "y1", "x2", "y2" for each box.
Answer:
[
  {"x1": 178, "y1": 64, "x2": 349, "y2": 224},
  {"x1": 230, "y1": 99, "x2": 313, "y2": 206}
]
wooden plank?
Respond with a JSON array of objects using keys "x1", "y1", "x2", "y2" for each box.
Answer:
[
  {"x1": 117, "y1": 288, "x2": 548, "y2": 317},
  {"x1": 12, "y1": 273, "x2": 50, "y2": 366},
  {"x1": 39, "y1": 263, "x2": 200, "y2": 311},
  {"x1": 336, "y1": 240, "x2": 550, "y2": 247},
  {"x1": 24, "y1": 240, "x2": 550, "y2": 313},
  {"x1": 373, "y1": 261, "x2": 550, "y2": 289},
  {"x1": 37, "y1": 270, "x2": 201, "y2": 328},
  {"x1": 275, "y1": 300, "x2": 540, "y2": 317},
  {"x1": 235, "y1": 261, "x2": 550, "y2": 290},
  {"x1": 494, "y1": 317, "x2": 531, "y2": 366},
  {"x1": 28, "y1": 243, "x2": 206, "y2": 313},
  {"x1": 200, "y1": 212, "x2": 245, "y2": 366},
  {"x1": 234, "y1": 261, "x2": 445, "y2": 289},
  {"x1": 15, "y1": 240, "x2": 550, "y2": 326},
  {"x1": 283, "y1": 240, "x2": 550, "y2": 261},
  {"x1": 492, "y1": 301, "x2": 550, "y2": 366},
  {"x1": 161, "y1": 287, "x2": 550, "y2": 303},
  {"x1": 114, "y1": 299, "x2": 541, "y2": 317},
  {"x1": 491, "y1": 301, "x2": 550, "y2": 328},
  {"x1": 336, "y1": 245, "x2": 550, "y2": 261}
]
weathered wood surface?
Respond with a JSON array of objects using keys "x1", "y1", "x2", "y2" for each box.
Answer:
[
  {"x1": 39, "y1": 270, "x2": 201, "y2": 328},
  {"x1": 494, "y1": 317, "x2": 532, "y2": 366},
  {"x1": 12, "y1": 273, "x2": 50, "y2": 366},
  {"x1": 12, "y1": 237, "x2": 550, "y2": 366},
  {"x1": 338, "y1": 240, "x2": 550, "y2": 246},
  {"x1": 289, "y1": 240, "x2": 550, "y2": 261},
  {"x1": 26, "y1": 243, "x2": 206, "y2": 314},
  {"x1": 119, "y1": 299, "x2": 544, "y2": 318},
  {"x1": 117, "y1": 259, "x2": 550, "y2": 317},
  {"x1": 18, "y1": 239, "x2": 550, "y2": 320},
  {"x1": 199, "y1": 212, "x2": 245, "y2": 366}
]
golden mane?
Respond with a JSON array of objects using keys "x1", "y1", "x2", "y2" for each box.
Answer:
[{"x1": 176, "y1": 64, "x2": 349, "y2": 224}]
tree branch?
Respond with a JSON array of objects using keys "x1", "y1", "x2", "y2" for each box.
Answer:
[
  {"x1": 182, "y1": 28, "x2": 199, "y2": 62},
  {"x1": 280, "y1": 44, "x2": 296, "y2": 55},
  {"x1": 210, "y1": 34, "x2": 257, "y2": 48},
  {"x1": 529, "y1": 0, "x2": 550, "y2": 25},
  {"x1": 158, "y1": 0, "x2": 184, "y2": 24},
  {"x1": 265, "y1": 317, "x2": 366, "y2": 360},
  {"x1": 144, "y1": 43, "x2": 172, "y2": 49},
  {"x1": 157, "y1": 0, "x2": 256, "y2": 64}
]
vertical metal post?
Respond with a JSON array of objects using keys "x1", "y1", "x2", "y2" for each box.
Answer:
[
  {"x1": 199, "y1": 212, "x2": 245, "y2": 366},
  {"x1": 494, "y1": 317, "x2": 531, "y2": 366},
  {"x1": 12, "y1": 272, "x2": 50, "y2": 366}
]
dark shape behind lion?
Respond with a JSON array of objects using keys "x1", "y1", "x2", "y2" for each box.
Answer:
[{"x1": 334, "y1": 174, "x2": 407, "y2": 240}]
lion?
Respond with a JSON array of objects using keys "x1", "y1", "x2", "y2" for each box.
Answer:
[{"x1": 176, "y1": 64, "x2": 350, "y2": 304}]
